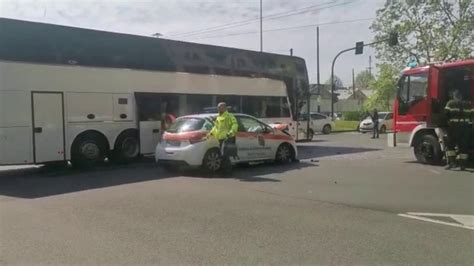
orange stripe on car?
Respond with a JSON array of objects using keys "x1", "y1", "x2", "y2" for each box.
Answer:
[{"x1": 163, "y1": 131, "x2": 207, "y2": 141}]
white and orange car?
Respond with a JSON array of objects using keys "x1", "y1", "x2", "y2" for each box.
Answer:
[{"x1": 155, "y1": 113, "x2": 298, "y2": 172}]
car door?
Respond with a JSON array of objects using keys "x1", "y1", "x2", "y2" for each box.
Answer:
[
  {"x1": 236, "y1": 116, "x2": 269, "y2": 161},
  {"x1": 313, "y1": 114, "x2": 327, "y2": 132},
  {"x1": 385, "y1": 113, "x2": 394, "y2": 130}
]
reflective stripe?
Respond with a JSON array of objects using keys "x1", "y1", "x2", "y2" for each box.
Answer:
[
  {"x1": 446, "y1": 150, "x2": 457, "y2": 156},
  {"x1": 449, "y1": 118, "x2": 469, "y2": 122},
  {"x1": 445, "y1": 107, "x2": 460, "y2": 111},
  {"x1": 459, "y1": 154, "x2": 469, "y2": 160}
]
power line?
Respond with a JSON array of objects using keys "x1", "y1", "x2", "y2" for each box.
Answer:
[
  {"x1": 165, "y1": 1, "x2": 336, "y2": 38},
  {"x1": 166, "y1": 1, "x2": 350, "y2": 38},
  {"x1": 188, "y1": 17, "x2": 374, "y2": 40}
]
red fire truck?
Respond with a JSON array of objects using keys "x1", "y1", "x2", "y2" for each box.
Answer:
[{"x1": 393, "y1": 59, "x2": 474, "y2": 165}]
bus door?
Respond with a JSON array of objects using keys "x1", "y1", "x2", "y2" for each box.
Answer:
[
  {"x1": 135, "y1": 93, "x2": 180, "y2": 155},
  {"x1": 32, "y1": 92, "x2": 66, "y2": 163}
]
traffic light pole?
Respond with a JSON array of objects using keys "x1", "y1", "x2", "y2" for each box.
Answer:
[
  {"x1": 330, "y1": 47, "x2": 355, "y2": 119},
  {"x1": 330, "y1": 36, "x2": 396, "y2": 119}
]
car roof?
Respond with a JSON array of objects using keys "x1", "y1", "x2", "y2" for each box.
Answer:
[
  {"x1": 179, "y1": 113, "x2": 253, "y2": 119},
  {"x1": 309, "y1": 112, "x2": 328, "y2": 116}
]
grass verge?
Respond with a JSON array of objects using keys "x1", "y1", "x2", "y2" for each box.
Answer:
[{"x1": 334, "y1": 120, "x2": 359, "y2": 132}]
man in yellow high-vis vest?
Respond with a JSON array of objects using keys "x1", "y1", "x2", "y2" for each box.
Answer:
[{"x1": 209, "y1": 102, "x2": 238, "y2": 172}]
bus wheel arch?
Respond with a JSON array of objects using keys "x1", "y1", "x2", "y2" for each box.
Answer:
[
  {"x1": 71, "y1": 130, "x2": 110, "y2": 168},
  {"x1": 412, "y1": 129, "x2": 443, "y2": 165},
  {"x1": 112, "y1": 129, "x2": 140, "y2": 163}
]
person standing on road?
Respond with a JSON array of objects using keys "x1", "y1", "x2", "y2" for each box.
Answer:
[
  {"x1": 371, "y1": 108, "x2": 380, "y2": 139},
  {"x1": 208, "y1": 102, "x2": 238, "y2": 172},
  {"x1": 444, "y1": 89, "x2": 472, "y2": 171}
]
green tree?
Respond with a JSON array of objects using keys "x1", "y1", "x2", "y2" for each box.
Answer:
[
  {"x1": 364, "y1": 64, "x2": 398, "y2": 111},
  {"x1": 325, "y1": 75, "x2": 344, "y2": 89},
  {"x1": 371, "y1": 0, "x2": 474, "y2": 68},
  {"x1": 355, "y1": 70, "x2": 375, "y2": 89}
]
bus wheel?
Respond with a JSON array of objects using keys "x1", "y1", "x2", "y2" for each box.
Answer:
[
  {"x1": 72, "y1": 133, "x2": 107, "y2": 168},
  {"x1": 113, "y1": 130, "x2": 140, "y2": 163},
  {"x1": 414, "y1": 134, "x2": 442, "y2": 165}
]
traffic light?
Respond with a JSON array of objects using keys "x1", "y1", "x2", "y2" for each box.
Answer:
[
  {"x1": 389, "y1": 32, "x2": 398, "y2": 46},
  {"x1": 355, "y1": 41, "x2": 364, "y2": 55}
]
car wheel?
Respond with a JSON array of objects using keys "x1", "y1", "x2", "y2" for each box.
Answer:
[
  {"x1": 322, "y1": 124, "x2": 332, "y2": 134},
  {"x1": 275, "y1": 143, "x2": 294, "y2": 163},
  {"x1": 307, "y1": 129, "x2": 314, "y2": 141},
  {"x1": 202, "y1": 149, "x2": 222, "y2": 173},
  {"x1": 380, "y1": 125, "x2": 387, "y2": 134},
  {"x1": 414, "y1": 134, "x2": 443, "y2": 165},
  {"x1": 72, "y1": 134, "x2": 107, "y2": 168},
  {"x1": 112, "y1": 130, "x2": 139, "y2": 163}
]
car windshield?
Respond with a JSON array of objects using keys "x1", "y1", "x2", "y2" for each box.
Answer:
[{"x1": 167, "y1": 117, "x2": 206, "y2": 133}]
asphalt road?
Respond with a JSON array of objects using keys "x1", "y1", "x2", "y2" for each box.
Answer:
[{"x1": 1, "y1": 133, "x2": 473, "y2": 265}]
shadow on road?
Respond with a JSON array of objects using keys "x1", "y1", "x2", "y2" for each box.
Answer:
[
  {"x1": 404, "y1": 160, "x2": 474, "y2": 173},
  {"x1": 0, "y1": 159, "x2": 314, "y2": 199},
  {"x1": 200, "y1": 161, "x2": 315, "y2": 182},
  {"x1": 297, "y1": 145, "x2": 381, "y2": 160}
]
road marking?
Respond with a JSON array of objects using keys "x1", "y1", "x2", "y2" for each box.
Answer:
[{"x1": 399, "y1": 212, "x2": 474, "y2": 230}]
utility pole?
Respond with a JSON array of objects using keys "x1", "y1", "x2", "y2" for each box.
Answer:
[
  {"x1": 290, "y1": 48, "x2": 293, "y2": 56},
  {"x1": 352, "y1": 68, "x2": 355, "y2": 95},
  {"x1": 316, "y1": 26, "x2": 321, "y2": 114},
  {"x1": 260, "y1": 0, "x2": 263, "y2": 52},
  {"x1": 316, "y1": 26, "x2": 320, "y2": 94},
  {"x1": 368, "y1": 55, "x2": 372, "y2": 75}
]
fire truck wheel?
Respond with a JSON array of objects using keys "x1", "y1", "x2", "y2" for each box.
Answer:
[{"x1": 414, "y1": 134, "x2": 442, "y2": 165}]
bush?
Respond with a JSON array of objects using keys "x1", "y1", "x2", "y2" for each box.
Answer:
[{"x1": 342, "y1": 111, "x2": 366, "y2": 121}]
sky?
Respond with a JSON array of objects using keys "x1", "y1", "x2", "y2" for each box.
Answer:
[{"x1": 0, "y1": 0, "x2": 387, "y2": 86}]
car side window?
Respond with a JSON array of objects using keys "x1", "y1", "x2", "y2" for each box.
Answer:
[
  {"x1": 203, "y1": 120, "x2": 213, "y2": 131},
  {"x1": 386, "y1": 113, "x2": 393, "y2": 120},
  {"x1": 237, "y1": 116, "x2": 264, "y2": 133},
  {"x1": 311, "y1": 114, "x2": 325, "y2": 120}
]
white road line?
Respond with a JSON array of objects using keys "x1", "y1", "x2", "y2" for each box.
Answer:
[
  {"x1": 399, "y1": 213, "x2": 474, "y2": 230},
  {"x1": 407, "y1": 212, "x2": 474, "y2": 227}
]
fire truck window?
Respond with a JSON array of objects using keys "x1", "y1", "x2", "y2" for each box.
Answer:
[
  {"x1": 409, "y1": 74, "x2": 428, "y2": 102},
  {"x1": 398, "y1": 76, "x2": 408, "y2": 103}
]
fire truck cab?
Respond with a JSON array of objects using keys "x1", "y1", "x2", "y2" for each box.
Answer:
[{"x1": 393, "y1": 59, "x2": 474, "y2": 165}]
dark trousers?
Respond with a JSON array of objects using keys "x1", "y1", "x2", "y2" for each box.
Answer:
[
  {"x1": 446, "y1": 123, "x2": 470, "y2": 159},
  {"x1": 372, "y1": 123, "x2": 379, "y2": 138},
  {"x1": 218, "y1": 137, "x2": 236, "y2": 171}
]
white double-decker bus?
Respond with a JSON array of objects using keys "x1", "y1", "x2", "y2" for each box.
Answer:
[{"x1": 0, "y1": 18, "x2": 310, "y2": 167}]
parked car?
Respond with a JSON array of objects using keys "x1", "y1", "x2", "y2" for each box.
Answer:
[
  {"x1": 297, "y1": 112, "x2": 335, "y2": 140},
  {"x1": 358, "y1": 112, "x2": 393, "y2": 133},
  {"x1": 155, "y1": 113, "x2": 298, "y2": 172}
]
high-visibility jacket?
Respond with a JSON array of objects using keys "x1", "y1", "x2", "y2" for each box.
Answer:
[
  {"x1": 445, "y1": 99, "x2": 473, "y2": 124},
  {"x1": 210, "y1": 111, "x2": 238, "y2": 140}
]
